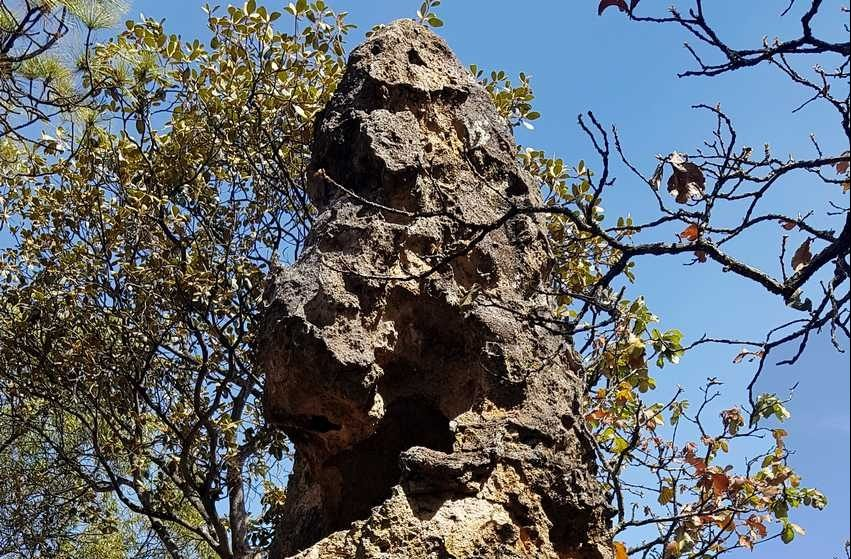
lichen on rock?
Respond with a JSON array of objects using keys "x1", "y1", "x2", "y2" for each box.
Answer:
[{"x1": 257, "y1": 19, "x2": 612, "y2": 559}]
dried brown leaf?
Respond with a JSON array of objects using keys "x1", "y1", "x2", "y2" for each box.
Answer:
[
  {"x1": 747, "y1": 515, "x2": 768, "y2": 538},
  {"x1": 733, "y1": 348, "x2": 765, "y2": 364},
  {"x1": 667, "y1": 153, "x2": 705, "y2": 204},
  {"x1": 711, "y1": 473, "x2": 730, "y2": 496},
  {"x1": 664, "y1": 541, "x2": 680, "y2": 557},
  {"x1": 791, "y1": 238, "x2": 812, "y2": 273},
  {"x1": 649, "y1": 161, "x2": 664, "y2": 190},
  {"x1": 836, "y1": 152, "x2": 850, "y2": 174},
  {"x1": 598, "y1": 0, "x2": 628, "y2": 15}
]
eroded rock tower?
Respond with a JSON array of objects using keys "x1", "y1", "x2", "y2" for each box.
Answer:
[{"x1": 258, "y1": 19, "x2": 612, "y2": 559}]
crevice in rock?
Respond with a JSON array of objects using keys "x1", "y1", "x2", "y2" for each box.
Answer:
[
  {"x1": 407, "y1": 48, "x2": 426, "y2": 66},
  {"x1": 323, "y1": 397, "x2": 454, "y2": 534},
  {"x1": 543, "y1": 497, "x2": 601, "y2": 559}
]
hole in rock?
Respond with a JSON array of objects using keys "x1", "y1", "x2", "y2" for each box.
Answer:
[
  {"x1": 407, "y1": 48, "x2": 426, "y2": 66},
  {"x1": 305, "y1": 415, "x2": 341, "y2": 433},
  {"x1": 324, "y1": 397, "x2": 453, "y2": 534},
  {"x1": 303, "y1": 292, "x2": 340, "y2": 328},
  {"x1": 543, "y1": 497, "x2": 596, "y2": 556},
  {"x1": 506, "y1": 172, "x2": 529, "y2": 196}
]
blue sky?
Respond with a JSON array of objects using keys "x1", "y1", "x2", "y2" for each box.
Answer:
[{"x1": 128, "y1": 1, "x2": 849, "y2": 556}]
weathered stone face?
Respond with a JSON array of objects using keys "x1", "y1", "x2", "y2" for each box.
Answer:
[{"x1": 257, "y1": 19, "x2": 612, "y2": 559}]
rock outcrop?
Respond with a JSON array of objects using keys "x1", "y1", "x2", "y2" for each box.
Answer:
[{"x1": 257, "y1": 19, "x2": 612, "y2": 559}]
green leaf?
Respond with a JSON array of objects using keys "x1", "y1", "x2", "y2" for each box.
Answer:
[
  {"x1": 773, "y1": 500, "x2": 789, "y2": 519},
  {"x1": 612, "y1": 435, "x2": 629, "y2": 453},
  {"x1": 781, "y1": 522, "x2": 795, "y2": 544}
]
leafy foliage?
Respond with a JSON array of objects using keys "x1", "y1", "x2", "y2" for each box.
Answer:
[
  {"x1": 2, "y1": 1, "x2": 350, "y2": 556},
  {"x1": 415, "y1": 0, "x2": 443, "y2": 28}
]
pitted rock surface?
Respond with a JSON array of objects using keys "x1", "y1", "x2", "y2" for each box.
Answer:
[{"x1": 258, "y1": 19, "x2": 612, "y2": 559}]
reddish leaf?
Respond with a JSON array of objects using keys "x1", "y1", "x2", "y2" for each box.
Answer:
[
  {"x1": 598, "y1": 0, "x2": 628, "y2": 15},
  {"x1": 695, "y1": 250, "x2": 708, "y2": 263},
  {"x1": 714, "y1": 511, "x2": 735, "y2": 531},
  {"x1": 684, "y1": 447, "x2": 707, "y2": 475},
  {"x1": 721, "y1": 407, "x2": 745, "y2": 434},
  {"x1": 585, "y1": 408, "x2": 608, "y2": 422},
  {"x1": 780, "y1": 219, "x2": 797, "y2": 230},
  {"x1": 836, "y1": 153, "x2": 850, "y2": 174},
  {"x1": 711, "y1": 473, "x2": 731, "y2": 496},
  {"x1": 664, "y1": 541, "x2": 680, "y2": 557},
  {"x1": 679, "y1": 223, "x2": 700, "y2": 242},
  {"x1": 613, "y1": 541, "x2": 629, "y2": 559}
]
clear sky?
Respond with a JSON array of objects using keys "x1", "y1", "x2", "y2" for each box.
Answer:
[{"x1": 131, "y1": 1, "x2": 850, "y2": 556}]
